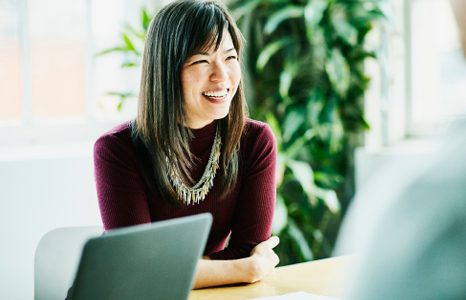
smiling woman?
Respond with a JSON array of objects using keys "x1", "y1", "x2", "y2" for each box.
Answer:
[{"x1": 90, "y1": 0, "x2": 280, "y2": 292}]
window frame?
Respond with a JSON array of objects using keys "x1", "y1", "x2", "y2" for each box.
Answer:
[{"x1": 0, "y1": 0, "x2": 143, "y2": 146}]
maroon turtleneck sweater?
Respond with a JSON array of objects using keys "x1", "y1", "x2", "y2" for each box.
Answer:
[{"x1": 93, "y1": 119, "x2": 276, "y2": 260}]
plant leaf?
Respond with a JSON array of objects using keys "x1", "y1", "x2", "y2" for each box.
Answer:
[
  {"x1": 328, "y1": 3, "x2": 358, "y2": 46},
  {"x1": 123, "y1": 34, "x2": 137, "y2": 53},
  {"x1": 122, "y1": 22, "x2": 146, "y2": 40},
  {"x1": 142, "y1": 9, "x2": 152, "y2": 31},
  {"x1": 231, "y1": 0, "x2": 263, "y2": 19},
  {"x1": 97, "y1": 47, "x2": 126, "y2": 55},
  {"x1": 325, "y1": 49, "x2": 350, "y2": 98},
  {"x1": 279, "y1": 60, "x2": 299, "y2": 100},
  {"x1": 276, "y1": 152, "x2": 287, "y2": 186},
  {"x1": 121, "y1": 62, "x2": 139, "y2": 68},
  {"x1": 287, "y1": 219, "x2": 313, "y2": 261},
  {"x1": 314, "y1": 187, "x2": 340, "y2": 214},
  {"x1": 309, "y1": 27, "x2": 327, "y2": 61},
  {"x1": 307, "y1": 89, "x2": 325, "y2": 126},
  {"x1": 282, "y1": 109, "x2": 305, "y2": 143},
  {"x1": 285, "y1": 127, "x2": 317, "y2": 159},
  {"x1": 304, "y1": 0, "x2": 327, "y2": 36},
  {"x1": 256, "y1": 38, "x2": 291, "y2": 72},
  {"x1": 106, "y1": 91, "x2": 135, "y2": 97},
  {"x1": 287, "y1": 159, "x2": 316, "y2": 205},
  {"x1": 329, "y1": 122, "x2": 344, "y2": 154},
  {"x1": 272, "y1": 194, "x2": 288, "y2": 234},
  {"x1": 314, "y1": 171, "x2": 343, "y2": 189},
  {"x1": 264, "y1": 5, "x2": 304, "y2": 34},
  {"x1": 265, "y1": 112, "x2": 283, "y2": 149},
  {"x1": 333, "y1": 19, "x2": 358, "y2": 46}
]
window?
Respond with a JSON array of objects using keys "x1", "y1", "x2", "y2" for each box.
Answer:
[
  {"x1": 1, "y1": 0, "x2": 90, "y2": 124},
  {"x1": 364, "y1": 0, "x2": 466, "y2": 149},
  {"x1": 0, "y1": 0, "x2": 23, "y2": 121},
  {"x1": 0, "y1": 0, "x2": 162, "y2": 144},
  {"x1": 408, "y1": 0, "x2": 466, "y2": 135}
]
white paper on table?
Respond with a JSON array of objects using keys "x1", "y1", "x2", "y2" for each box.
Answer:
[{"x1": 247, "y1": 291, "x2": 343, "y2": 300}]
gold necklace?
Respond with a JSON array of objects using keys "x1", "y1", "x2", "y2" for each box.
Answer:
[{"x1": 166, "y1": 125, "x2": 221, "y2": 205}]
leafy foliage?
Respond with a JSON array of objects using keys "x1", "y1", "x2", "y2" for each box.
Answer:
[{"x1": 229, "y1": 0, "x2": 387, "y2": 264}]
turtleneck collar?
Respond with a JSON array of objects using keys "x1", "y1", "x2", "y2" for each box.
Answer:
[{"x1": 190, "y1": 120, "x2": 217, "y2": 138}]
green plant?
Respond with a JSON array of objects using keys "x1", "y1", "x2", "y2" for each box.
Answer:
[
  {"x1": 229, "y1": 0, "x2": 388, "y2": 264},
  {"x1": 268, "y1": 112, "x2": 342, "y2": 264},
  {"x1": 98, "y1": 8, "x2": 153, "y2": 109}
]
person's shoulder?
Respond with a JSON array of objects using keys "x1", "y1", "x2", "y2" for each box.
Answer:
[
  {"x1": 242, "y1": 118, "x2": 276, "y2": 149},
  {"x1": 245, "y1": 118, "x2": 269, "y2": 130},
  {"x1": 240, "y1": 118, "x2": 277, "y2": 170},
  {"x1": 100, "y1": 120, "x2": 132, "y2": 139},
  {"x1": 94, "y1": 120, "x2": 133, "y2": 153},
  {"x1": 243, "y1": 118, "x2": 274, "y2": 138}
]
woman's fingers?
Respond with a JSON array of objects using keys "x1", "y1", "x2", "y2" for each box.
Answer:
[
  {"x1": 251, "y1": 236, "x2": 280, "y2": 255},
  {"x1": 266, "y1": 236, "x2": 280, "y2": 249}
]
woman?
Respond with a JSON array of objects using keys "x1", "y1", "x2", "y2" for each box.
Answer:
[{"x1": 94, "y1": 0, "x2": 279, "y2": 288}]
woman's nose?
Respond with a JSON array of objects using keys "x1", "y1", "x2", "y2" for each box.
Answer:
[{"x1": 210, "y1": 63, "x2": 228, "y2": 82}]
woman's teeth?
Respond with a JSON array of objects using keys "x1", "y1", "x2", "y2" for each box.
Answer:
[{"x1": 202, "y1": 90, "x2": 227, "y2": 98}]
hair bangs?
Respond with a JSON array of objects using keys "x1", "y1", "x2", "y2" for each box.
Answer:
[{"x1": 186, "y1": 3, "x2": 229, "y2": 57}]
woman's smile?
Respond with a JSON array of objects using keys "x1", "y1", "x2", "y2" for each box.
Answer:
[{"x1": 202, "y1": 88, "x2": 230, "y2": 103}]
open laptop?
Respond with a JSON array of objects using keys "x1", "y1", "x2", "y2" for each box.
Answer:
[{"x1": 67, "y1": 213, "x2": 212, "y2": 300}]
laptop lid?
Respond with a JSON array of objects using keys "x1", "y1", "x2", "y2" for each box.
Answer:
[{"x1": 69, "y1": 213, "x2": 212, "y2": 300}]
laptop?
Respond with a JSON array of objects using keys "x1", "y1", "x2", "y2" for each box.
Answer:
[{"x1": 67, "y1": 213, "x2": 212, "y2": 300}]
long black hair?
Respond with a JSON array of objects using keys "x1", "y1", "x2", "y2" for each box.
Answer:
[{"x1": 133, "y1": 0, "x2": 247, "y2": 206}]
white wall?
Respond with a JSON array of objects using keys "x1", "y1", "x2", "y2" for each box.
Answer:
[
  {"x1": 355, "y1": 138, "x2": 442, "y2": 191},
  {"x1": 0, "y1": 141, "x2": 102, "y2": 300}
]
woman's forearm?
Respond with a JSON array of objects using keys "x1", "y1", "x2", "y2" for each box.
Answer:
[
  {"x1": 193, "y1": 257, "x2": 255, "y2": 289},
  {"x1": 193, "y1": 236, "x2": 280, "y2": 289}
]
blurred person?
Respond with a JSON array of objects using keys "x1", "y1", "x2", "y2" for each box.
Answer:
[
  {"x1": 335, "y1": 0, "x2": 466, "y2": 299},
  {"x1": 91, "y1": 0, "x2": 278, "y2": 291}
]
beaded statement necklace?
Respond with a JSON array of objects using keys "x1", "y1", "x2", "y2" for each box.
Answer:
[{"x1": 166, "y1": 125, "x2": 221, "y2": 205}]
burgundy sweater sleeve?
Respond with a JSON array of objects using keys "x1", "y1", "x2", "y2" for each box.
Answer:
[
  {"x1": 94, "y1": 127, "x2": 151, "y2": 230},
  {"x1": 209, "y1": 121, "x2": 277, "y2": 259}
]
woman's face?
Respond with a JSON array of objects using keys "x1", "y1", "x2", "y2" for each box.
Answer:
[{"x1": 181, "y1": 31, "x2": 241, "y2": 129}]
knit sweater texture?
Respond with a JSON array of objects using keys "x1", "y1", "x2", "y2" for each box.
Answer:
[{"x1": 94, "y1": 118, "x2": 276, "y2": 260}]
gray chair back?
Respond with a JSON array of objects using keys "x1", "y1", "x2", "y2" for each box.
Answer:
[{"x1": 34, "y1": 226, "x2": 102, "y2": 300}]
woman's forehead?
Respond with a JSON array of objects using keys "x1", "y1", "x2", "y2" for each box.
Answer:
[{"x1": 197, "y1": 30, "x2": 234, "y2": 53}]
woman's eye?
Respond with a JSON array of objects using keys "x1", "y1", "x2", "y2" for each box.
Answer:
[
  {"x1": 227, "y1": 56, "x2": 237, "y2": 61},
  {"x1": 193, "y1": 60, "x2": 208, "y2": 65}
]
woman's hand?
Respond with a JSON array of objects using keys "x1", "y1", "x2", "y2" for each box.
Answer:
[
  {"x1": 193, "y1": 236, "x2": 280, "y2": 289},
  {"x1": 246, "y1": 236, "x2": 280, "y2": 283}
]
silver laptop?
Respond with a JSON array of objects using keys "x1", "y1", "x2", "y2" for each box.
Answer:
[{"x1": 68, "y1": 213, "x2": 212, "y2": 300}]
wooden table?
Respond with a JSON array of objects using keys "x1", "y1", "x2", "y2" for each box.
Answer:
[{"x1": 188, "y1": 255, "x2": 353, "y2": 300}]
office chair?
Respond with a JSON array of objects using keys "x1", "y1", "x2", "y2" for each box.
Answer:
[{"x1": 34, "y1": 226, "x2": 102, "y2": 300}]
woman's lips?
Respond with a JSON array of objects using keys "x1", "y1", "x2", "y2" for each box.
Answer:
[{"x1": 202, "y1": 89, "x2": 229, "y2": 103}]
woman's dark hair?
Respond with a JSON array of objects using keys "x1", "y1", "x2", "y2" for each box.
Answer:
[{"x1": 132, "y1": 0, "x2": 247, "y2": 206}]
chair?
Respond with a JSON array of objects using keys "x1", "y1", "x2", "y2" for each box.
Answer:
[{"x1": 34, "y1": 226, "x2": 103, "y2": 300}]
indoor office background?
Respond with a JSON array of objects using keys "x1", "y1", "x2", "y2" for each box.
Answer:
[{"x1": 1, "y1": 0, "x2": 466, "y2": 299}]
